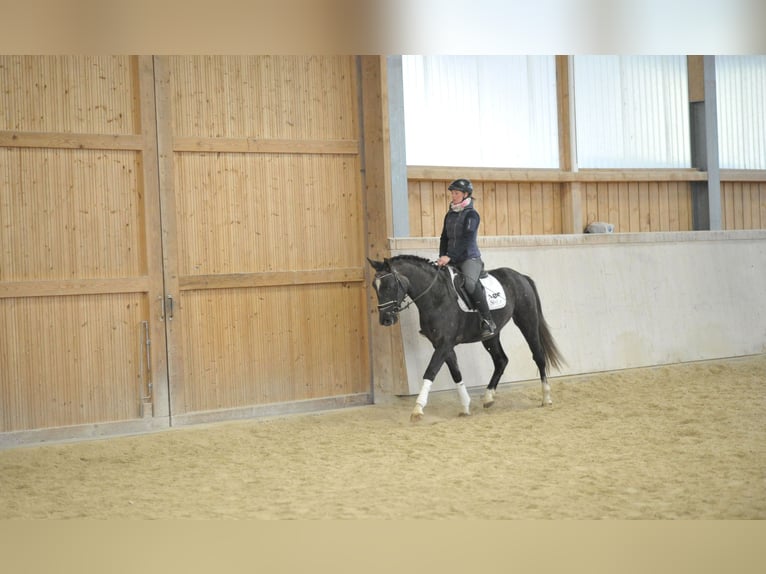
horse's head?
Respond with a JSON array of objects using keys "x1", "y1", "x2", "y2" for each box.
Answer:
[{"x1": 367, "y1": 258, "x2": 409, "y2": 326}]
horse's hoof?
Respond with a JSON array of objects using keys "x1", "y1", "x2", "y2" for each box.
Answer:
[
  {"x1": 410, "y1": 412, "x2": 423, "y2": 422},
  {"x1": 483, "y1": 400, "x2": 494, "y2": 409},
  {"x1": 458, "y1": 411, "x2": 471, "y2": 417}
]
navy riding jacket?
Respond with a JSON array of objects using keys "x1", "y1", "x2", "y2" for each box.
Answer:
[{"x1": 439, "y1": 200, "x2": 482, "y2": 264}]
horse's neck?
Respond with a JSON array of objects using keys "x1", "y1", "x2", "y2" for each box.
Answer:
[{"x1": 394, "y1": 260, "x2": 440, "y2": 299}]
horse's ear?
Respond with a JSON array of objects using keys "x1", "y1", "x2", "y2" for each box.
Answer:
[{"x1": 367, "y1": 257, "x2": 387, "y2": 272}]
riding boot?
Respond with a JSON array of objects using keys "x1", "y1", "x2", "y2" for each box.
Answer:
[{"x1": 470, "y1": 284, "x2": 496, "y2": 339}]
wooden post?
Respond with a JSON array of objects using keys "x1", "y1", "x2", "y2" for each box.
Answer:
[
  {"x1": 556, "y1": 55, "x2": 582, "y2": 233},
  {"x1": 359, "y1": 56, "x2": 409, "y2": 398}
]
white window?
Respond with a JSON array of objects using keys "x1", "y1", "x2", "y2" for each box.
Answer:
[
  {"x1": 716, "y1": 55, "x2": 766, "y2": 170},
  {"x1": 573, "y1": 56, "x2": 690, "y2": 168},
  {"x1": 402, "y1": 56, "x2": 559, "y2": 168}
]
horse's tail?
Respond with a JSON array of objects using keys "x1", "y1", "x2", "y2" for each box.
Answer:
[{"x1": 526, "y1": 276, "x2": 566, "y2": 372}]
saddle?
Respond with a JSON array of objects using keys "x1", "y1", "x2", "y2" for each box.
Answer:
[{"x1": 445, "y1": 265, "x2": 506, "y2": 312}]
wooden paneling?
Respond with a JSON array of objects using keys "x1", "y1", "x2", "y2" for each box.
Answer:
[
  {"x1": 722, "y1": 181, "x2": 766, "y2": 230},
  {"x1": 408, "y1": 176, "x2": 696, "y2": 236},
  {"x1": 408, "y1": 179, "x2": 566, "y2": 236},
  {"x1": 0, "y1": 56, "x2": 138, "y2": 134},
  {"x1": 168, "y1": 56, "x2": 358, "y2": 140},
  {"x1": 581, "y1": 180, "x2": 693, "y2": 232},
  {"x1": 157, "y1": 56, "x2": 371, "y2": 420},
  {"x1": 2, "y1": 55, "x2": 374, "y2": 438},
  {"x1": 0, "y1": 293, "x2": 147, "y2": 431},
  {"x1": 179, "y1": 283, "x2": 368, "y2": 413},
  {"x1": 0, "y1": 56, "x2": 168, "y2": 437},
  {"x1": 173, "y1": 153, "x2": 362, "y2": 276},
  {"x1": 0, "y1": 148, "x2": 145, "y2": 281}
]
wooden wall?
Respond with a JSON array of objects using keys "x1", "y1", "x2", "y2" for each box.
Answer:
[
  {"x1": 721, "y1": 179, "x2": 766, "y2": 230},
  {"x1": 580, "y1": 181, "x2": 693, "y2": 232},
  {"x1": 0, "y1": 56, "x2": 168, "y2": 435},
  {"x1": 409, "y1": 179, "x2": 564, "y2": 236},
  {"x1": 1, "y1": 56, "x2": 376, "y2": 441},
  {"x1": 158, "y1": 56, "x2": 371, "y2": 422},
  {"x1": 408, "y1": 169, "x2": 766, "y2": 236},
  {"x1": 407, "y1": 170, "x2": 704, "y2": 236}
]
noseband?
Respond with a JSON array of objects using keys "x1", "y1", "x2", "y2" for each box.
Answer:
[{"x1": 375, "y1": 267, "x2": 442, "y2": 318}]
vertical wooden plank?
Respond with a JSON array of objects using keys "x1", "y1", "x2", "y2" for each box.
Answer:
[
  {"x1": 541, "y1": 182, "x2": 555, "y2": 234},
  {"x1": 618, "y1": 181, "x2": 630, "y2": 232},
  {"x1": 648, "y1": 182, "x2": 661, "y2": 231},
  {"x1": 760, "y1": 183, "x2": 766, "y2": 229},
  {"x1": 519, "y1": 182, "x2": 533, "y2": 235},
  {"x1": 437, "y1": 181, "x2": 448, "y2": 237},
  {"x1": 532, "y1": 181, "x2": 544, "y2": 234},
  {"x1": 733, "y1": 182, "x2": 744, "y2": 229},
  {"x1": 407, "y1": 181, "x2": 422, "y2": 237},
  {"x1": 153, "y1": 56, "x2": 186, "y2": 416},
  {"x1": 495, "y1": 182, "x2": 509, "y2": 235},
  {"x1": 606, "y1": 182, "x2": 620, "y2": 229},
  {"x1": 482, "y1": 181, "x2": 498, "y2": 236},
  {"x1": 751, "y1": 183, "x2": 762, "y2": 229},
  {"x1": 658, "y1": 181, "x2": 670, "y2": 231},
  {"x1": 629, "y1": 182, "x2": 641, "y2": 231},
  {"x1": 584, "y1": 182, "x2": 598, "y2": 227},
  {"x1": 638, "y1": 182, "x2": 651, "y2": 231},
  {"x1": 508, "y1": 182, "x2": 522, "y2": 235},
  {"x1": 136, "y1": 55, "x2": 169, "y2": 420},
  {"x1": 560, "y1": 182, "x2": 579, "y2": 234},
  {"x1": 360, "y1": 56, "x2": 408, "y2": 397},
  {"x1": 419, "y1": 180, "x2": 436, "y2": 237},
  {"x1": 721, "y1": 182, "x2": 733, "y2": 229},
  {"x1": 741, "y1": 183, "x2": 752, "y2": 229},
  {"x1": 678, "y1": 182, "x2": 692, "y2": 230},
  {"x1": 556, "y1": 56, "x2": 573, "y2": 172},
  {"x1": 557, "y1": 57, "x2": 583, "y2": 234},
  {"x1": 667, "y1": 181, "x2": 679, "y2": 231},
  {"x1": 552, "y1": 183, "x2": 563, "y2": 234},
  {"x1": 596, "y1": 182, "x2": 609, "y2": 222}
]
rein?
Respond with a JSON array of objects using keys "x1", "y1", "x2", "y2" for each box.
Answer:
[{"x1": 376, "y1": 265, "x2": 442, "y2": 315}]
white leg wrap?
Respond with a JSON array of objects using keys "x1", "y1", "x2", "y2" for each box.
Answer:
[
  {"x1": 415, "y1": 379, "x2": 433, "y2": 408},
  {"x1": 542, "y1": 380, "x2": 552, "y2": 406},
  {"x1": 456, "y1": 382, "x2": 471, "y2": 414}
]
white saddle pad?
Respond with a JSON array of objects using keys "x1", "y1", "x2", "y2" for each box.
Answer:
[{"x1": 447, "y1": 267, "x2": 507, "y2": 312}]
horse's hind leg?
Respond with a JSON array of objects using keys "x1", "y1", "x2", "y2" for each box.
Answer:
[
  {"x1": 445, "y1": 350, "x2": 471, "y2": 416},
  {"x1": 514, "y1": 315, "x2": 552, "y2": 407},
  {"x1": 481, "y1": 335, "x2": 509, "y2": 408}
]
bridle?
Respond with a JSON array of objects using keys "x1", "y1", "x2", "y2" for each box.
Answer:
[{"x1": 374, "y1": 266, "x2": 442, "y2": 318}]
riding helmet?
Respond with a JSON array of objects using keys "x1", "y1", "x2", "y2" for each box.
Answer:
[{"x1": 448, "y1": 178, "x2": 473, "y2": 195}]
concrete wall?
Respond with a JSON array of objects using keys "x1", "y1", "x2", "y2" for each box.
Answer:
[{"x1": 389, "y1": 230, "x2": 766, "y2": 394}]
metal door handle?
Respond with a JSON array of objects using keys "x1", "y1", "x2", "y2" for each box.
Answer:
[{"x1": 167, "y1": 295, "x2": 174, "y2": 320}]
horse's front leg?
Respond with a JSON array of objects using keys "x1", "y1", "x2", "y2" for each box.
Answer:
[
  {"x1": 445, "y1": 350, "x2": 470, "y2": 417},
  {"x1": 411, "y1": 345, "x2": 452, "y2": 422}
]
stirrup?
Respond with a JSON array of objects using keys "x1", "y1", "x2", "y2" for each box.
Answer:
[{"x1": 480, "y1": 318, "x2": 496, "y2": 338}]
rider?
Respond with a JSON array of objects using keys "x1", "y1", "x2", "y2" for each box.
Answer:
[{"x1": 437, "y1": 178, "x2": 496, "y2": 339}]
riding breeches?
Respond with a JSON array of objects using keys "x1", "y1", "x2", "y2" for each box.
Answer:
[{"x1": 458, "y1": 258, "x2": 484, "y2": 295}]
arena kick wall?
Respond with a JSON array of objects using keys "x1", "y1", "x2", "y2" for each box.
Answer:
[{"x1": 390, "y1": 230, "x2": 766, "y2": 394}]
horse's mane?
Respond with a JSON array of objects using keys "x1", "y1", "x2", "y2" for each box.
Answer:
[{"x1": 389, "y1": 254, "x2": 438, "y2": 268}]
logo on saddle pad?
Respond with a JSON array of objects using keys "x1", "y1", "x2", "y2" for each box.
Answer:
[{"x1": 446, "y1": 267, "x2": 507, "y2": 312}]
